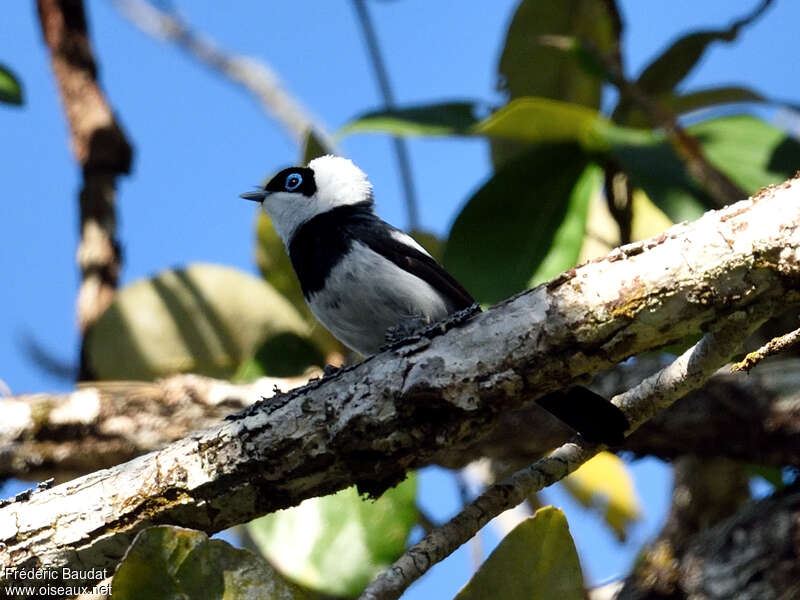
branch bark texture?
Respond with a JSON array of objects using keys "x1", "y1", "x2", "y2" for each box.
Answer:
[
  {"x1": 2, "y1": 179, "x2": 799, "y2": 589},
  {"x1": 37, "y1": 0, "x2": 133, "y2": 338}
]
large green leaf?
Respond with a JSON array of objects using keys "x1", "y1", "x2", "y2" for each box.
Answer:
[
  {"x1": 113, "y1": 526, "x2": 310, "y2": 600},
  {"x1": 530, "y1": 162, "x2": 601, "y2": 285},
  {"x1": 339, "y1": 102, "x2": 480, "y2": 137},
  {"x1": 475, "y1": 97, "x2": 611, "y2": 152},
  {"x1": 688, "y1": 115, "x2": 800, "y2": 194},
  {"x1": 247, "y1": 476, "x2": 417, "y2": 598},
  {"x1": 634, "y1": 2, "x2": 772, "y2": 97},
  {"x1": 342, "y1": 98, "x2": 610, "y2": 150},
  {"x1": 443, "y1": 145, "x2": 589, "y2": 305},
  {"x1": 498, "y1": 0, "x2": 619, "y2": 107},
  {"x1": 494, "y1": 0, "x2": 619, "y2": 166},
  {"x1": 86, "y1": 263, "x2": 312, "y2": 379},
  {"x1": 455, "y1": 507, "x2": 585, "y2": 600},
  {"x1": 0, "y1": 63, "x2": 23, "y2": 105}
]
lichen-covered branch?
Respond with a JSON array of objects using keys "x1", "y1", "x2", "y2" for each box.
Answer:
[
  {"x1": 36, "y1": 0, "x2": 133, "y2": 342},
  {"x1": 0, "y1": 373, "x2": 314, "y2": 481},
  {"x1": 361, "y1": 310, "x2": 769, "y2": 600},
  {"x1": 1, "y1": 179, "x2": 799, "y2": 592}
]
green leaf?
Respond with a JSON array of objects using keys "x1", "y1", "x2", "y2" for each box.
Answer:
[
  {"x1": 634, "y1": 3, "x2": 772, "y2": 96},
  {"x1": 112, "y1": 526, "x2": 311, "y2": 600},
  {"x1": 0, "y1": 63, "x2": 23, "y2": 105},
  {"x1": 498, "y1": 0, "x2": 620, "y2": 108},
  {"x1": 86, "y1": 263, "x2": 312, "y2": 380},
  {"x1": 530, "y1": 162, "x2": 601, "y2": 285},
  {"x1": 234, "y1": 332, "x2": 324, "y2": 380},
  {"x1": 475, "y1": 98, "x2": 611, "y2": 151},
  {"x1": 339, "y1": 102, "x2": 481, "y2": 137},
  {"x1": 561, "y1": 451, "x2": 642, "y2": 541},
  {"x1": 687, "y1": 114, "x2": 800, "y2": 194},
  {"x1": 455, "y1": 507, "x2": 585, "y2": 600},
  {"x1": 247, "y1": 476, "x2": 417, "y2": 598},
  {"x1": 444, "y1": 145, "x2": 589, "y2": 305}
]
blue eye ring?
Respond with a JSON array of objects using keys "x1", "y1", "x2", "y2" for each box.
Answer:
[{"x1": 285, "y1": 173, "x2": 303, "y2": 191}]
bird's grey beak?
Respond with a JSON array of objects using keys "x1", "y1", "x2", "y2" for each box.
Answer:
[{"x1": 240, "y1": 190, "x2": 267, "y2": 202}]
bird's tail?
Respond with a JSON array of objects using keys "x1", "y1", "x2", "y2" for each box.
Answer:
[{"x1": 537, "y1": 387, "x2": 629, "y2": 445}]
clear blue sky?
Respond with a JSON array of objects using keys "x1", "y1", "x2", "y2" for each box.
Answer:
[{"x1": 1, "y1": 1, "x2": 798, "y2": 597}]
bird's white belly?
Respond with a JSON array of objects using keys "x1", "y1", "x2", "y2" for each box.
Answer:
[{"x1": 307, "y1": 242, "x2": 450, "y2": 356}]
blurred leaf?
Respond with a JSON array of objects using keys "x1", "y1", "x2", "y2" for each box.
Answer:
[
  {"x1": 255, "y1": 213, "x2": 343, "y2": 356},
  {"x1": 301, "y1": 129, "x2": 329, "y2": 164},
  {"x1": 634, "y1": 1, "x2": 773, "y2": 96},
  {"x1": 494, "y1": 0, "x2": 620, "y2": 166},
  {"x1": 688, "y1": 114, "x2": 800, "y2": 194},
  {"x1": 86, "y1": 263, "x2": 311, "y2": 380},
  {"x1": 630, "y1": 188, "x2": 674, "y2": 241},
  {"x1": 475, "y1": 97, "x2": 611, "y2": 151},
  {"x1": 113, "y1": 526, "x2": 311, "y2": 600},
  {"x1": 623, "y1": 86, "x2": 768, "y2": 127},
  {"x1": 455, "y1": 507, "x2": 584, "y2": 600},
  {"x1": 235, "y1": 332, "x2": 324, "y2": 380},
  {"x1": 0, "y1": 63, "x2": 23, "y2": 105},
  {"x1": 247, "y1": 476, "x2": 417, "y2": 598},
  {"x1": 561, "y1": 451, "x2": 642, "y2": 541},
  {"x1": 340, "y1": 102, "x2": 481, "y2": 137},
  {"x1": 498, "y1": 0, "x2": 619, "y2": 107},
  {"x1": 530, "y1": 162, "x2": 601, "y2": 285},
  {"x1": 444, "y1": 145, "x2": 588, "y2": 304},
  {"x1": 341, "y1": 98, "x2": 611, "y2": 150},
  {"x1": 606, "y1": 127, "x2": 709, "y2": 222}
]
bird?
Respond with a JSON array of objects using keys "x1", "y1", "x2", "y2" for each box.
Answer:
[{"x1": 241, "y1": 155, "x2": 628, "y2": 444}]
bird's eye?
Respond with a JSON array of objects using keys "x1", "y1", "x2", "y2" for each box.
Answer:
[{"x1": 285, "y1": 173, "x2": 303, "y2": 191}]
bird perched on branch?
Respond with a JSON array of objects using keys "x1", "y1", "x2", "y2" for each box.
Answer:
[{"x1": 241, "y1": 155, "x2": 628, "y2": 444}]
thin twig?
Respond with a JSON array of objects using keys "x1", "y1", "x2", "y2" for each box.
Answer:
[
  {"x1": 360, "y1": 309, "x2": 769, "y2": 600},
  {"x1": 351, "y1": 0, "x2": 419, "y2": 229},
  {"x1": 731, "y1": 324, "x2": 800, "y2": 373},
  {"x1": 113, "y1": 0, "x2": 335, "y2": 152}
]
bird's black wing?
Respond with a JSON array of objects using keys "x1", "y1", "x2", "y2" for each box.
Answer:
[{"x1": 345, "y1": 212, "x2": 475, "y2": 311}]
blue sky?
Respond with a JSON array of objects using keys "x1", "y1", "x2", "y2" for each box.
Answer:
[{"x1": 2, "y1": 1, "x2": 798, "y2": 597}]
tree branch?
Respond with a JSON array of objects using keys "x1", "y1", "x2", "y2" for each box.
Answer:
[
  {"x1": 36, "y1": 0, "x2": 133, "y2": 364},
  {"x1": 0, "y1": 373, "x2": 314, "y2": 481},
  {"x1": 361, "y1": 309, "x2": 770, "y2": 599},
  {"x1": 1, "y1": 180, "x2": 799, "y2": 592},
  {"x1": 112, "y1": 0, "x2": 335, "y2": 151}
]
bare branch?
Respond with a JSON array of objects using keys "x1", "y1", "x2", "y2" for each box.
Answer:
[
  {"x1": 361, "y1": 310, "x2": 769, "y2": 600},
  {"x1": 36, "y1": 0, "x2": 133, "y2": 347},
  {"x1": 1, "y1": 180, "x2": 799, "y2": 592},
  {"x1": 112, "y1": 0, "x2": 335, "y2": 151}
]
